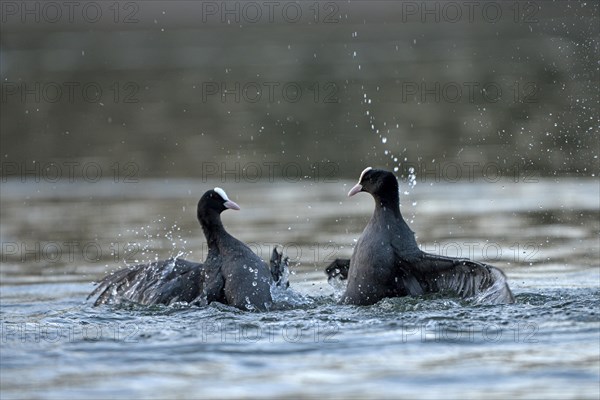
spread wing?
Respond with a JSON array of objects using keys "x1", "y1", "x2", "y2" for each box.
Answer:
[
  {"x1": 397, "y1": 252, "x2": 515, "y2": 304},
  {"x1": 90, "y1": 248, "x2": 290, "y2": 307},
  {"x1": 270, "y1": 247, "x2": 290, "y2": 288},
  {"x1": 88, "y1": 258, "x2": 212, "y2": 306}
]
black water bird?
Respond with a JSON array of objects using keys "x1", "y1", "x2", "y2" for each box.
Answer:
[
  {"x1": 89, "y1": 188, "x2": 288, "y2": 311},
  {"x1": 326, "y1": 167, "x2": 515, "y2": 306}
]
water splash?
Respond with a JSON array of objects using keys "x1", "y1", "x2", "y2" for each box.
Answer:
[
  {"x1": 362, "y1": 92, "x2": 417, "y2": 193},
  {"x1": 122, "y1": 216, "x2": 192, "y2": 267}
]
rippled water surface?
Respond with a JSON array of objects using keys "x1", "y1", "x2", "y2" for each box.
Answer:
[{"x1": 1, "y1": 179, "x2": 599, "y2": 399}]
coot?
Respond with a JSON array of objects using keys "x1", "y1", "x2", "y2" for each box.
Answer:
[
  {"x1": 326, "y1": 168, "x2": 515, "y2": 306},
  {"x1": 89, "y1": 188, "x2": 288, "y2": 311}
]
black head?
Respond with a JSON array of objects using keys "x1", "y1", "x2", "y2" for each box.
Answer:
[
  {"x1": 348, "y1": 167, "x2": 399, "y2": 203},
  {"x1": 198, "y1": 187, "x2": 240, "y2": 219}
]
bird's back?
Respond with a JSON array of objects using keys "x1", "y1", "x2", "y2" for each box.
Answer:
[{"x1": 218, "y1": 236, "x2": 273, "y2": 311}]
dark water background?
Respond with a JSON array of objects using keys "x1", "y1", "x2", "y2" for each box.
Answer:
[
  {"x1": 1, "y1": 1, "x2": 598, "y2": 178},
  {"x1": 1, "y1": 1, "x2": 599, "y2": 399}
]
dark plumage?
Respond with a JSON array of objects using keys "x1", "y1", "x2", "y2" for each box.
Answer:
[
  {"x1": 325, "y1": 258, "x2": 350, "y2": 281},
  {"x1": 89, "y1": 188, "x2": 288, "y2": 311},
  {"x1": 326, "y1": 167, "x2": 515, "y2": 306}
]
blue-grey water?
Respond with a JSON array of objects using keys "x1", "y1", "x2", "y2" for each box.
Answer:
[
  {"x1": 1, "y1": 180, "x2": 600, "y2": 399},
  {"x1": 1, "y1": 179, "x2": 599, "y2": 399},
  {"x1": 2, "y1": 1, "x2": 598, "y2": 398}
]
